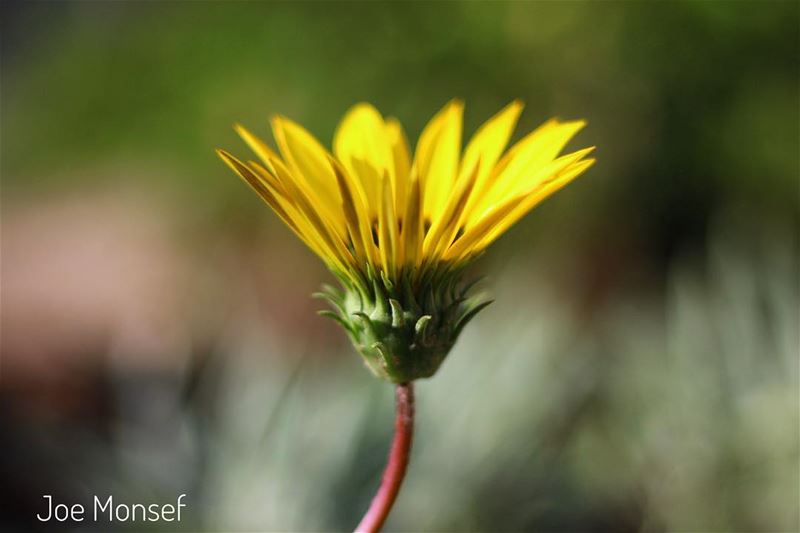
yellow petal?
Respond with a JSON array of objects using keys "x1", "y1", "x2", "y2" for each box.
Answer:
[
  {"x1": 239, "y1": 156, "x2": 287, "y2": 198},
  {"x1": 377, "y1": 173, "x2": 399, "y2": 277},
  {"x1": 234, "y1": 123, "x2": 279, "y2": 166},
  {"x1": 265, "y1": 153, "x2": 356, "y2": 274},
  {"x1": 469, "y1": 157, "x2": 596, "y2": 258},
  {"x1": 221, "y1": 104, "x2": 595, "y2": 280},
  {"x1": 467, "y1": 146, "x2": 594, "y2": 226},
  {"x1": 401, "y1": 169, "x2": 423, "y2": 268},
  {"x1": 423, "y1": 157, "x2": 480, "y2": 261},
  {"x1": 217, "y1": 150, "x2": 291, "y2": 228},
  {"x1": 271, "y1": 115, "x2": 345, "y2": 235},
  {"x1": 334, "y1": 103, "x2": 393, "y2": 218},
  {"x1": 477, "y1": 120, "x2": 586, "y2": 214},
  {"x1": 330, "y1": 156, "x2": 377, "y2": 268},
  {"x1": 217, "y1": 150, "x2": 334, "y2": 266},
  {"x1": 414, "y1": 100, "x2": 464, "y2": 222},
  {"x1": 246, "y1": 159, "x2": 290, "y2": 199},
  {"x1": 348, "y1": 157, "x2": 383, "y2": 221},
  {"x1": 385, "y1": 117, "x2": 411, "y2": 213},
  {"x1": 444, "y1": 185, "x2": 531, "y2": 262},
  {"x1": 460, "y1": 100, "x2": 523, "y2": 195}
]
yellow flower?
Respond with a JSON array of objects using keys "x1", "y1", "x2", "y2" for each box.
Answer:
[{"x1": 218, "y1": 101, "x2": 594, "y2": 382}]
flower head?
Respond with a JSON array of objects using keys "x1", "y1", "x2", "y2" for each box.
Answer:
[{"x1": 218, "y1": 101, "x2": 594, "y2": 382}]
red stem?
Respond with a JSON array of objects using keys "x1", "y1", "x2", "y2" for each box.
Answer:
[{"x1": 355, "y1": 382, "x2": 415, "y2": 533}]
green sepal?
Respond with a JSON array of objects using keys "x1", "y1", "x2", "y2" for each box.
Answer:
[{"x1": 317, "y1": 265, "x2": 491, "y2": 382}]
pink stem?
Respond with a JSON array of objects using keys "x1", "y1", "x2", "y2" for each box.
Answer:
[{"x1": 355, "y1": 382, "x2": 415, "y2": 533}]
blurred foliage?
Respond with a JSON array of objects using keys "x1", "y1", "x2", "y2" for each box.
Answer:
[
  {"x1": 4, "y1": 2, "x2": 798, "y2": 220},
  {"x1": 1, "y1": 1, "x2": 798, "y2": 532},
  {"x1": 11, "y1": 213, "x2": 787, "y2": 532}
]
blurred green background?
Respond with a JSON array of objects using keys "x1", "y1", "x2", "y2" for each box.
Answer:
[{"x1": 1, "y1": 2, "x2": 798, "y2": 532}]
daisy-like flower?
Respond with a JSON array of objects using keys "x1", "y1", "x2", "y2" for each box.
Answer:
[
  {"x1": 218, "y1": 100, "x2": 594, "y2": 532},
  {"x1": 218, "y1": 100, "x2": 594, "y2": 383}
]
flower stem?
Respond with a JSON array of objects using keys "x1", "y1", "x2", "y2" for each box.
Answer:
[{"x1": 355, "y1": 382, "x2": 415, "y2": 533}]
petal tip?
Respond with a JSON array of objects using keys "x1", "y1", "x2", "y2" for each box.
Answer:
[{"x1": 509, "y1": 99, "x2": 524, "y2": 111}]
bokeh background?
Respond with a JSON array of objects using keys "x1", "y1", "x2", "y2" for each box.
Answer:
[{"x1": 2, "y1": 2, "x2": 798, "y2": 532}]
